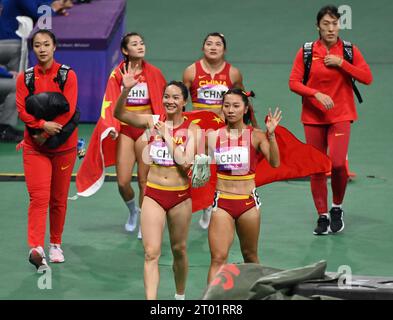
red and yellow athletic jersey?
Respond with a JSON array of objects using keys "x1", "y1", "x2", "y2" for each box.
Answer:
[
  {"x1": 214, "y1": 126, "x2": 261, "y2": 181},
  {"x1": 190, "y1": 60, "x2": 232, "y2": 109},
  {"x1": 149, "y1": 118, "x2": 192, "y2": 167},
  {"x1": 123, "y1": 71, "x2": 151, "y2": 111}
]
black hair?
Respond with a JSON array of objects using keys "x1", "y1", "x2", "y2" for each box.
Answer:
[
  {"x1": 120, "y1": 32, "x2": 144, "y2": 63},
  {"x1": 316, "y1": 5, "x2": 341, "y2": 25},
  {"x1": 222, "y1": 88, "x2": 255, "y2": 124},
  {"x1": 164, "y1": 81, "x2": 189, "y2": 111},
  {"x1": 31, "y1": 29, "x2": 57, "y2": 47},
  {"x1": 203, "y1": 32, "x2": 226, "y2": 49}
]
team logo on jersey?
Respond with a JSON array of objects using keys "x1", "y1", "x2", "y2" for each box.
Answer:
[
  {"x1": 154, "y1": 135, "x2": 185, "y2": 145},
  {"x1": 199, "y1": 79, "x2": 228, "y2": 87}
]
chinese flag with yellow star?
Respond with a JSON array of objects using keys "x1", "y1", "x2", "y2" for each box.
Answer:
[{"x1": 76, "y1": 61, "x2": 166, "y2": 196}]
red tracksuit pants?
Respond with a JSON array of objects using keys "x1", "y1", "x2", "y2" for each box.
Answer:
[
  {"x1": 23, "y1": 146, "x2": 76, "y2": 248},
  {"x1": 304, "y1": 121, "x2": 351, "y2": 214}
]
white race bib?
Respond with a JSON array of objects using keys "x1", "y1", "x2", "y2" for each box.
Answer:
[
  {"x1": 197, "y1": 84, "x2": 228, "y2": 105},
  {"x1": 150, "y1": 141, "x2": 175, "y2": 166},
  {"x1": 124, "y1": 82, "x2": 150, "y2": 105},
  {"x1": 214, "y1": 146, "x2": 249, "y2": 171}
]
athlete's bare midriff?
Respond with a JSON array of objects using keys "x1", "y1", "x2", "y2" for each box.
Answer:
[
  {"x1": 147, "y1": 165, "x2": 189, "y2": 187},
  {"x1": 216, "y1": 178, "x2": 256, "y2": 196}
]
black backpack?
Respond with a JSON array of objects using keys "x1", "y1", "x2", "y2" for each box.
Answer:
[
  {"x1": 24, "y1": 65, "x2": 80, "y2": 148},
  {"x1": 303, "y1": 40, "x2": 363, "y2": 103}
]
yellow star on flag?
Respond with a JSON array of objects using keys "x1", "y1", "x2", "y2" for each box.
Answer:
[
  {"x1": 110, "y1": 69, "x2": 117, "y2": 79},
  {"x1": 191, "y1": 119, "x2": 201, "y2": 124},
  {"x1": 212, "y1": 116, "x2": 224, "y2": 124},
  {"x1": 101, "y1": 96, "x2": 112, "y2": 119}
]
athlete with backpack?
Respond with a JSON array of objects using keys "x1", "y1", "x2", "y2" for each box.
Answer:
[
  {"x1": 16, "y1": 30, "x2": 79, "y2": 272},
  {"x1": 289, "y1": 5, "x2": 372, "y2": 235}
]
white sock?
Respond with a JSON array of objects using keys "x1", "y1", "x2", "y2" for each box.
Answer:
[
  {"x1": 320, "y1": 213, "x2": 328, "y2": 217},
  {"x1": 125, "y1": 199, "x2": 139, "y2": 231},
  {"x1": 174, "y1": 293, "x2": 185, "y2": 300},
  {"x1": 126, "y1": 198, "x2": 138, "y2": 214},
  {"x1": 332, "y1": 203, "x2": 342, "y2": 209}
]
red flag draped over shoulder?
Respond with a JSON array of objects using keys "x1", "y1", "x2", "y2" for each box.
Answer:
[
  {"x1": 186, "y1": 111, "x2": 332, "y2": 212},
  {"x1": 76, "y1": 61, "x2": 166, "y2": 197}
]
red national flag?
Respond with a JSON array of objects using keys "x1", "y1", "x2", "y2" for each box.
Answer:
[
  {"x1": 181, "y1": 111, "x2": 225, "y2": 212},
  {"x1": 76, "y1": 61, "x2": 166, "y2": 196},
  {"x1": 254, "y1": 125, "x2": 331, "y2": 186}
]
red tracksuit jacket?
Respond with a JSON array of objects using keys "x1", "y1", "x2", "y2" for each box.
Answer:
[
  {"x1": 16, "y1": 60, "x2": 78, "y2": 152},
  {"x1": 289, "y1": 38, "x2": 372, "y2": 125}
]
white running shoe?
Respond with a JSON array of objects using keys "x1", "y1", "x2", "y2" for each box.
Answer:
[
  {"x1": 125, "y1": 208, "x2": 140, "y2": 233},
  {"x1": 199, "y1": 206, "x2": 212, "y2": 230},
  {"x1": 49, "y1": 244, "x2": 65, "y2": 263},
  {"x1": 28, "y1": 246, "x2": 50, "y2": 273},
  {"x1": 137, "y1": 225, "x2": 142, "y2": 240},
  {"x1": 174, "y1": 293, "x2": 185, "y2": 300}
]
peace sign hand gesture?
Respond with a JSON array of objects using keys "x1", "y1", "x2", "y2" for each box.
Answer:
[
  {"x1": 265, "y1": 107, "x2": 282, "y2": 134},
  {"x1": 120, "y1": 62, "x2": 140, "y2": 89}
]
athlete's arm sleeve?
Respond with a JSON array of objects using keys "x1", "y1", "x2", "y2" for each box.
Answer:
[
  {"x1": 17, "y1": 0, "x2": 44, "y2": 21},
  {"x1": 16, "y1": 73, "x2": 46, "y2": 129},
  {"x1": 0, "y1": 66, "x2": 13, "y2": 78},
  {"x1": 340, "y1": 46, "x2": 373, "y2": 85},
  {"x1": 19, "y1": 0, "x2": 61, "y2": 21},
  {"x1": 288, "y1": 48, "x2": 319, "y2": 97},
  {"x1": 51, "y1": 70, "x2": 78, "y2": 126}
]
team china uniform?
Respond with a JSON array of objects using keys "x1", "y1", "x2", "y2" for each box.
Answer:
[
  {"x1": 16, "y1": 61, "x2": 78, "y2": 248},
  {"x1": 190, "y1": 61, "x2": 232, "y2": 110},
  {"x1": 144, "y1": 118, "x2": 193, "y2": 210},
  {"x1": 75, "y1": 60, "x2": 166, "y2": 196},
  {"x1": 289, "y1": 38, "x2": 372, "y2": 214},
  {"x1": 289, "y1": 39, "x2": 372, "y2": 124},
  {"x1": 212, "y1": 126, "x2": 261, "y2": 219},
  {"x1": 120, "y1": 70, "x2": 152, "y2": 140}
]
